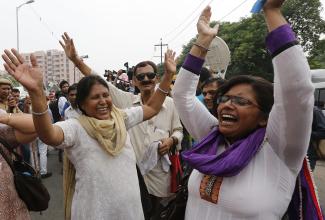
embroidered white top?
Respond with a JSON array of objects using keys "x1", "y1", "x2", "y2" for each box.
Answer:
[
  {"x1": 56, "y1": 106, "x2": 144, "y2": 220},
  {"x1": 172, "y1": 26, "x2": 314, "y2": 219}
]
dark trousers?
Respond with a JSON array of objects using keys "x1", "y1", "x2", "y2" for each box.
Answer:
[{"x1": 148, "y1": 194, "x2": 163, "y2": 219}]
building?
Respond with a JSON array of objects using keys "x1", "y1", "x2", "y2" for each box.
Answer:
[{"x1": 21, "y1": 49, "x2": 83, "y2": 87}]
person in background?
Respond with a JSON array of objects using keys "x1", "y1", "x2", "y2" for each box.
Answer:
[
  {"x1": 308, "y1": 106, "x2": 325, "y2": 171},
  {"x1": 196, "y1": 67, "x2": 212, "y2": 103},
  {"x1": 58, "y1": 80, "x2": 69, "y2": 117},
  {"x1": 64, "y1": 83, "x2": 81, "y2": 120},
  {"x1": 201, "y1": 77, "x2": 226, "y2": 112},
  {"x1": 0, "y1": 78, "x2": 12, "y2": 112}
]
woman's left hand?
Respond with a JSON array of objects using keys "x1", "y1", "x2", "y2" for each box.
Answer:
[
  {"x1": 164, "y1": 49, "x2": 176, "y2": 76},
  {"x1": 196, "y1": 6, "x2": 219, "y2": 45}
]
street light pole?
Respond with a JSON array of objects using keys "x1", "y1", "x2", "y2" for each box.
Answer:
[{"x1": 16, "y1": 0, "x2": 35, "y2": 52}]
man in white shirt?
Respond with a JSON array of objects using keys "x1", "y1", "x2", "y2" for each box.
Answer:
[
  {"x1": 58, "y1": 80, "x2": 69, "y2": 117},
  {"x1": 64, "y1": 83, "x2": 81, "y2": 120}
]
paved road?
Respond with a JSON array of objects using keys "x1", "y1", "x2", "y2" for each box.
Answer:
[
  {"x1": 31, "y1": 150, "x2": 64, "y2": 220},
  {"x1": 30, "y1": 152, "x2": 325, "y2": 219}
]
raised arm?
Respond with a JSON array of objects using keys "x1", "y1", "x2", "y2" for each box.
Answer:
[
  {"x1": 263, "y1": 0, "x2": 314, "y2": 171},
  {"x1": 142, "y1": 49, "x2": 175, "y2": 120},
  {"x1": 172, "y1": 6, "x2": 218, "y2": 141},
  {"x1": 60, "y1": 32, "x2": 92, "y2": 76},
  {"x1": 2, "y1": 49, "x2": 64, "y2": 146}
]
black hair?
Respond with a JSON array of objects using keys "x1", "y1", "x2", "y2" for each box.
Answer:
[
  {"x1": 76, "y1": 74, "x2": 109, "y2": 115},
  {"x1": 214, "y1": 75, "x2": 274, "y2": 117},
  {"x1": 68, "y1": 83, "x2": 78, "y2": 94},
  {"x1": 11, "y1": 88, "x2": 20, "y2": 93},
  {"x1": 133, "y1": 61, "x2": 157, "y2": 75},
  {"x1": 202, "y1": 77, "x2": 226, "y2": 89},
  {"x1": 55, "y1": 91, "x2": 62, "y2": 99},
  {"x1": 59, "y1": 80, "x2": 69, "y2": 89},
  {"x1": 199, "y1": 67, "x2": 211, "y2": 83}
]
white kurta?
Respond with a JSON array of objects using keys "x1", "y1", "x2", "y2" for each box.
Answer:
[
  {"x1": 172, "y1": 45, "x2": 314, "y2": 219},
  {"x1": 56, "y1": 106, "x2": 144, "y2": 220}
]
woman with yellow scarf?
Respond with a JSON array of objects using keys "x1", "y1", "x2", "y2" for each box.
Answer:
[{"x1": 2, "y1": 48, "x2": 176, "y2": 220}]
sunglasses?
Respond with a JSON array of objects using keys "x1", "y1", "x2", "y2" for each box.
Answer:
[
  {"x1": 135, "y1": 72, "x2": 156, "y2": 81},
  {"x1": 216, "y1": 95, "x2": 260, "y2": 108},
  {"x1": 202, "y1": 90, "x2": 217, "y2": 97}
]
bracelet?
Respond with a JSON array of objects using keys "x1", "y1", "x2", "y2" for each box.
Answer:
[
  {"x1": 7, "y1": 113, "x2": 12, "y2": 125},
  {"x1": 193, "y1": 43, "x2": 210, "y2": 52},
  {"x1": 157, "y1": 86, "x2": 169, "y2": 95},
  {"x1": 171, "y1": 136, "x2": 178, "y2": 147},
  {"x1": 32, "y1": 106, "x2": 49, "y2": 116}
]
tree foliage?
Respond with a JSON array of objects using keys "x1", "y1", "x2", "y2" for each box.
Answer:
[
  {"x1": 283, "y1": 0, "x2": 325, "y2": 52},
  {"x1": 309, "y1": 39, "x2": 325, "y2": 69},
  {"x1": 177, "y1": 0, "x2": 325, "y2": 81}
]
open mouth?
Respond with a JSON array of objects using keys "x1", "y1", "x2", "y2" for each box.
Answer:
[
  {"x1": 97, "y1": 107, "x2": 109, "y2": 113},
  {"x1": 220, "y1": 113, "x2": 238, "y2": 125}
]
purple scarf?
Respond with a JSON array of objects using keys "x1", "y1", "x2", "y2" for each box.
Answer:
[
  {"x1": 182, "y1": 127, "x2": 324, "y2": 219},
  {"x1": 182, "y1": 127, "x2": 266, "y2": 176}
]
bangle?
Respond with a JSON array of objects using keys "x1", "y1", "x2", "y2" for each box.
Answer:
[
  {"x1": 193, "y1": 43, "x2": 210, "y2": 52},
  {"x1": 157, "y1": 86, "x2": 169, "y2": 95},
  {"x1": 171, "y1": 136, "x2": 178, "y2": 147},
  {"x1": 7, "y1": 113, "x2": 12, "y2": 125},
  {"x1": 32, "y1": 106, "x2": 49, "y2": 116}
]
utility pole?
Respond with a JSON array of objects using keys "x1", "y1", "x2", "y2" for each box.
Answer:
[{"x1": 154, "y1": 38, "x2": 168, "y2": 65}]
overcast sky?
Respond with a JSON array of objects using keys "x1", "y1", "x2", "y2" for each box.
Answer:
[{"x1": 1, "y1": 0, "x2": 324, "y2": 75}]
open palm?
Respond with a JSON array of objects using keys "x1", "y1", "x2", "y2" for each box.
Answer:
[
  {"x1": 59, "y1": 32, "x2": 79, "y2": 62},
  {"x1": 2, "y1": 49, "x2": 43, "y2": 92},
  {"x1": 197, "y1": 6, "x2": 219, "y2": 39},
  {"x1": 164, "y1": 49, "x2": 176, "y2": 75}
]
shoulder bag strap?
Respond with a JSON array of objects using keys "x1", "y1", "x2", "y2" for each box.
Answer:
[
  {"x1": 0, "y1": 137, "x2": 23, "y2": 162},
  {"x1": 0, "y1": 140, "x2": 15, "y2": 172}
]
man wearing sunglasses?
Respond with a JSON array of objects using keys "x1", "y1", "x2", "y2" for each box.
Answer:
[{"x1": 60, "y1": 32, "x2": 183, "y2": 219}]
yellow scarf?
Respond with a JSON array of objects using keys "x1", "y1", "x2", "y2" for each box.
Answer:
[{"x1": 63, "y1": 106, "x2": 127, "y2": 220}]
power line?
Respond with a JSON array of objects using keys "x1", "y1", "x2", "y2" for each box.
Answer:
[
  {"x1": 163, "y1": 0, "x2": 209, "y2": 39},
  {"x1": 167, "y1": 0, "x2": 251, "y2": 46},
  {"x1": 27, "y1": 5, "x2": 60, "y2": 42},
  {"x1": 218, "y1": 0, "x2": 251, "y2": 21},
  {"x1": 166, "y1": 0, "x2": 216, "y2": 44}
]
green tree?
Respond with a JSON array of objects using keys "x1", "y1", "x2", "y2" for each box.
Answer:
[
  {"x1": 309, "y1": 39, "x2": 325, "y2": 69},
  {"x1": 282, "y1": 0, "x2": 325, "y2": 52}
]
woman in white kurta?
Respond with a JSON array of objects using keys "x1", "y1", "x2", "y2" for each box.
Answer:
[
  {"x1": 2, "y1": 49, "x2": 176, "y2": 219},
  {"x1": 172, "y1": 2, "x2": 322, "y2": 220}
]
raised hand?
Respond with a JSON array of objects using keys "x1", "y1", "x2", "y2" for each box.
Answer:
[
  {"x1": 2, "y1": 49, "x2": 43, "y2": 93},
  {"x1": 59, "y1": 32, "x2": 79, "y2": 63},
  {"x1": 197, "y1": 6, "x2": 219, "y2": 41},
  {"x1": 164, "y1": 49, "x2": 176, "y2": 75},
  {"x1": 263, "y1": 0, "x2": 286, "y2": 10}
]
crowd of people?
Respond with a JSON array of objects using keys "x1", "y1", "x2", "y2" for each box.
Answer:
[{"x1": 0, "y1": 0, "x2": 324, "y2": 219}]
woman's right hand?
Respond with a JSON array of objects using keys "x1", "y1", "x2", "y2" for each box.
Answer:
[
  {"x1": 263, "y1": 0, "x2": 286, "y2": 11},
  {"x1": 2, "y1": 49, "x2": 43, "y2": 93}
]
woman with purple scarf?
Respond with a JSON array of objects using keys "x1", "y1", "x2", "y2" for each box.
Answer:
[{"x1": 172, "y1": 1, "x2": 323, "y2": 220}]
